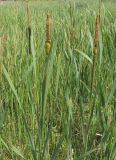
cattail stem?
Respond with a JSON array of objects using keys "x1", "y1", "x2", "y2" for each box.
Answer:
[
  {"x1": 45, "y1": 15, "x2": 51, "y2": 55},
  {"x1": 91, "y1": 15, "x2": 100, "y2": 94},
  {"x1": 26, "y1": 1, "x2": 32, "y2": 54}
]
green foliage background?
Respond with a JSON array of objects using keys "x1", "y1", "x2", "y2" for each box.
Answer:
[{"x1": 0, "y1": 0, "x2": 116, "y2": 160}]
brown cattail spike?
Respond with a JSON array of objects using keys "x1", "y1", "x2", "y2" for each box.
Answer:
[
  {"x1": 46, "y1": 15, "x2": 51, "y2": 43},
  {"x1": 26, "y1": 1, "x2": 32, "y2": 54},
  {"x1": 45, "y1": 15, "x2": 51, "y2": 54},
  {"x1": 91, "y1": 15, "x2": 100, "y2": 94},
  {"x1": 94, "y1": 15, "x2": 99, "y2": 50}
]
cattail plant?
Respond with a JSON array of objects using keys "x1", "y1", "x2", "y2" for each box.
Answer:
[
  {"x1": 45, "y1": 15, "x2": 51, "y2": 55},
  {"x1": 26, "y1": 1, "x2": 32, "y2": 54},
  {"x1": 91, "y1": 15, "x2": 100, "y2": 93}
]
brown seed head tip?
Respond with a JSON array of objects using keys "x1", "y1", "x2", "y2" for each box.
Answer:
[
  {"x1": 94, "y1": 15, "x2": 99, "y2": 49},
  {"x1": 47, "y1": 14, "x2": 49, "y2": 18},
  {"x1": 46, "y1": 15, "x2": 51, "y2": 26},
  {"x1": 96, "y1": 15, "x2": 99, "y2": 27},
  {"x1": 46, "y1": 14, "x2": 51, "y2": 43}
]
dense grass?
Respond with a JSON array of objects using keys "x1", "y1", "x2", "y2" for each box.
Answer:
[{"x1": 0, "y1": 0, "x2": 116, "y2": 160}]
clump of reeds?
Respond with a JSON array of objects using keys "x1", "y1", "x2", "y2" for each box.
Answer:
[
  {"x1": 45, "y1": 15, "x2": 51, "y2": 55},
  {"x1": 26, "y1": 1, "x2": 32, "y2": 54},
  {"x1": 91, "y1": 15, "x2": 100, "y2": 93}
]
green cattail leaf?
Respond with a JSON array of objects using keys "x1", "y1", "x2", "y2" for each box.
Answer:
[
  {"x1": 78, "y1": 148, "x2": 100, "y2": 160},
  {"x1": 106, "y1": 78, "x2": 116, "y2": 106},
  {"x1": 0, "y1": 108, "x2": 6, "y2": 129},
  {"x1": 75, "y1": 49, "x2": 93, "y2": 64},
  {"x1": 31, "y1": 32, "x2": 37, "y2": 78},
  {"x1": 99, "y1": 29, "x2": 103, "y2": 68},
  {"x1": 11, "y1": 145, "x2": 24, "y2": 159},
  {"x1": 110, "y1": 142, "x2": 116, "y2": 160},
  {"x1": 51, "y1": 136, "x2": 64, "y2": 160},
  {"x1": 55, "y1": 53, "x2": 61, "y2": 96},
  {"x1": 0, "y1": 137, "x2": 10, "y2": 152},
  {"x1": 41, "y1": 40, "x2": 57, "y2": 135},
  {"x1": 2, "y1": 64, "x2": 21, "y2": 108}
]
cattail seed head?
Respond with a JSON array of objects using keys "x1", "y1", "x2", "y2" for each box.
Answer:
[
  {"x1": 45, "y1": 15, "x2": 51, "y2": 54},
  {"x1": 46, "y1": 15, "x2": 51, "y2": 42},
  {"x1": 26, "y1": 1, "x2": 32, "y2": 54},
  {"x1": 94, "y1": 15, "x2": 99, "y2": 52},
  {"x1": 45, "y1": 42, "x2": 51, "y2": 55}
]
